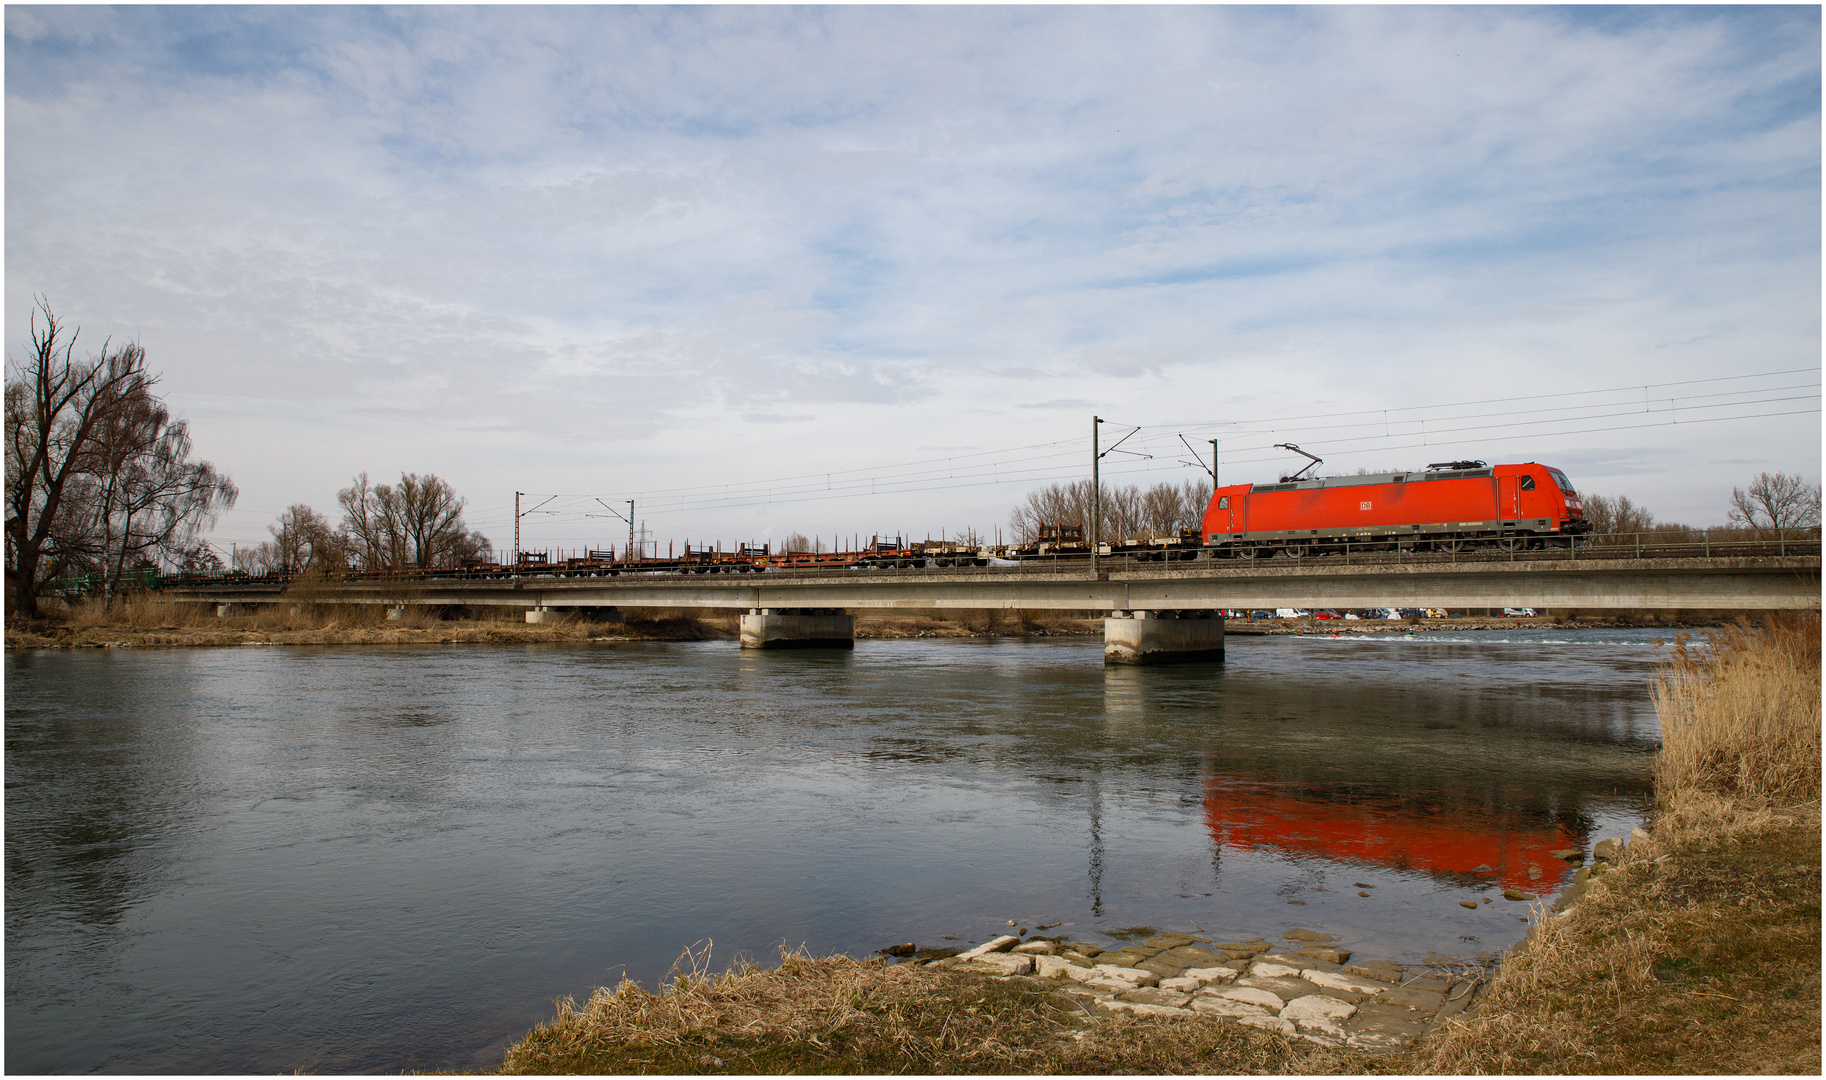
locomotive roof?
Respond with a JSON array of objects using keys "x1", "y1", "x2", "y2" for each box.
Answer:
[{"x1": 1248, "y1": 465, "x2": 1496, "y2": 493}]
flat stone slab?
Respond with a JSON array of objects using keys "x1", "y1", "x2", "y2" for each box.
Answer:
[
  {"x1": 1378, "y1": 986, "x2": 1447, "y2": 1010},
  {"x1": 1282, "y1": 928, "x2": 1340, "y2": 943},
  {"x1": 1158, "y1": 977, "x2": 1202, "y2": 993},
  {"x1": 1092, "y1": 964, "x2": 1159, "y2": 987},
  {"x1": 1208, "y1": 986, "x2": 1285, "y2": 1012},
  {"x1": 1291, "y1": 946, "x2": 1352, "y2": 965},
  {"x1": 962, "y1": 954, "x2": 1033, "y2": 976},
  {"x1": 1250, "y1": 961, "x2": 1303, "y2": 979},
  {"x1": 1237, "y1": 975, "x2": 1325, "y2": 1001},
  {"x1": 1303, "y1": 969, "x2": 1397, "y2": 995},
  {"x1": 1345, "y1": 961, "x2": 1407, "y2": 983},
  {"x1": 1120, "y1": 987, "x2": 1194, "y2": 1008},
  {"x1": 1281, "y1": 994, "x2": 1357, "y2": 1039},
  {"x1": 1192, "y1": 997, "x2": 1273, "y2": 1018},
  {"x1": 1136, "y1": 957, "x2": 1188, "y2": 978},
  {"x1": 1100, "y1": 1000, "x2": 1192, "y2": 1018},
  {"x1": 1143, "y1": 934, "x2": 1199, "y2": 949},
  {"x1": 1179, "y1": 966, "x2": 1238, "y2": 985},
  {"x1": 1012, "y1": 940, "x2": 1057, "y2": 955},
  {"x1": 1163, "y1": 944, "x2": 1225, "y2": 965},
  {"x1": 956, "y1": 935, "x2": 1020, "y2": 960}
]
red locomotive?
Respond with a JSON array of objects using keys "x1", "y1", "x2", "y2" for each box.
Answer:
[{"x1": 1201, "y1": 456, "x2": 1590, "y2": 558}]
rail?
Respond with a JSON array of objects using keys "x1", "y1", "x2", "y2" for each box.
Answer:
[{"x1": 54, "y1": 527, "x2": 1821, "y2": 600}]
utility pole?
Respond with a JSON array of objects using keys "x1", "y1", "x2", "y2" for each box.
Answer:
[
  {"x1": 1209, "y1": 439, "x2": 1219, "y2": 489},
  {"x1": 514, "y1": 492, "x2": 558, "y2": 575},
  {"x1": 1091, "y1": 415, "x2": 1103, "y2": 577}
]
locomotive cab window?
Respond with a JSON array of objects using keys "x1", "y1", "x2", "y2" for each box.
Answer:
[
  {"x1": 1548, "y1": 468, "x2": 1575, "y2": 494},
  {"x1": 1217, "y1": 496, "x2": 1230, "y2": 509},
  {"x1": 1519, "y1": 475, "x2": 1536, "y2": 491}
]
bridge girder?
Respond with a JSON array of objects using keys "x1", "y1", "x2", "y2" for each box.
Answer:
[{"x1": 168, "y1": 557, "x2": 1821, "y2": 612}]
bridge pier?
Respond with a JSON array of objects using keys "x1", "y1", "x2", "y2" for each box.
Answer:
[
  {"x1": 1104, "y1": 610, "x2": 1225, "y2": 665},
  {"x1": 525, "y1": 606, "x2": 568, "y2": 624},
  {"x1": 740, "y1": 608, "x2": 855, "y2": 649}
]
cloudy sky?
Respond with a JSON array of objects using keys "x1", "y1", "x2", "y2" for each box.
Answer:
[{"x1": 7, "y1": 5, "x2": 1819, "y2": 557}]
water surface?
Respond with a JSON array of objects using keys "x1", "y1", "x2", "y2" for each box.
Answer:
[{"x1": 5, "y1": 630, "x2": 1664, "y2": 1072}]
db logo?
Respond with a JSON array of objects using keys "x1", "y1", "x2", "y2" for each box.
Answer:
[{"x1": 1360, "y1": 501, "x2": 1372, "y2": 511}]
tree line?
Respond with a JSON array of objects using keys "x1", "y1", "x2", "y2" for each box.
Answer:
[
  {"x1": 236, "y1": 473, "x2": 490, "y2": 576},
  {"x1": 1008, "y1": 478, "x2": 1212, "y2": 544},
  {"x1": 6, "y1": 299, "x2": 491, "y2": 617}
]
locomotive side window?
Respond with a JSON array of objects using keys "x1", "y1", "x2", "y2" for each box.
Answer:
[
  {"x1": 1519, "y1": 475, "x2": 1536, "y2": 491},
  {"x1": 1217, "y1": 496, "x2": 1230, "y2": 509},
  {"x1": 1548, "y1": 468, "x2": 1575, "y2": 494}
]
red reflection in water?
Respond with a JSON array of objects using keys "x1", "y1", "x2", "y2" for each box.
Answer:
[{"x1": 1204, "y1": 778, "x2": 1582, "y2": 893}]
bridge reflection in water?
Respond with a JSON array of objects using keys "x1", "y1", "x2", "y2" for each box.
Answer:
[{"x1": 1203, "y1": 778, "x2": 1582, "y2": 895}]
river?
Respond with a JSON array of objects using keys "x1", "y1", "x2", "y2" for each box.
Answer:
[{"x1": 5, "y1": 629, "x2": 1667, "y2": 1073}]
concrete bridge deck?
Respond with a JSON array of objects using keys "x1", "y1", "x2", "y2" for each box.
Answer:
[{"x1": 174, "y1": 554, "x2": 1820, "y2": 612}]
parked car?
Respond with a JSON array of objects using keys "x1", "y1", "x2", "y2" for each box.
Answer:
[
  {"x1": 1274, "y1": 608, "x2": 1309, "y2": 619},
  {"x1": 1249, "y1": 610, "x2": 1275, "y2": 620},
  {"x1": 1312, "y1": 609, "x2": 1340, "y2": 620},
  {"x1": 1502, "y1": 607, "x2": 1537, "y2": 618}
]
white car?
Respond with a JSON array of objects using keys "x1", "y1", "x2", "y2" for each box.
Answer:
[{"x1": 1502, "y1": 607, "x2": 1537, "y2": 618}]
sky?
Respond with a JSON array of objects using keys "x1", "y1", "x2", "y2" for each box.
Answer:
[{"x1": 6, "y1": 5, "x2": 1820, "y2": 559}]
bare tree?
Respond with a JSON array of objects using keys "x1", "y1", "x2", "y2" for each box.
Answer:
[
  {"x1": 1009, "y1": 478, "x2": 1213, "y2": 543},
  {"x1": 1580, "y1": 493, "x2": 1655, "y2": 544},
  {"x1": 72, "y1": 380, "x2": 237, "y2": 605},
  {"x1": 1728, "y1": 472, "x2": 1822, "y2": 537},
  {"x1": 781, "y1": 532, "x2": 822, "y2": 553},
  {"x1": 5, "y1": 299, "x2": 153, "y2": 617},
  {"x1": 338, "y1": 471, "x2": 485, "y2": 571}
]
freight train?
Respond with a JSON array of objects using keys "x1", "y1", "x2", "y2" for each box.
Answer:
[{"x1": 80, "y1": 457, "x2": 1598, "y2": 597}]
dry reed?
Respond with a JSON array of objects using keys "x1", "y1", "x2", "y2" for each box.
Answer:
[{"x1": 1653, "y1": 611, "x2": 1821, "y2": 829}]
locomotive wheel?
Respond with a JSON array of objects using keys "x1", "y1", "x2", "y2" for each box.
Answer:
[
  {"x1": 1285, "y1": 545, "x2": 1308, "y2": 558},
  {"x1": 1234, "y1": 547, "x2": 1256, "y2": 560},
  {"x1": 1440, "y1": 539, "x2": 1465, "y2": 554},
  {"x1": 1498, "y1": 537, "x2": 1524, "y2": 553}
]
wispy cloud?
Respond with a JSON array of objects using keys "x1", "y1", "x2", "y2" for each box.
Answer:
[{"x1": 6, "y1": 5, "x2": 1817, "y2": 547}]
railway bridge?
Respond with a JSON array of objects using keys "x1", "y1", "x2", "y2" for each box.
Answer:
[{"x1": 172, "y1": 551, "x2": 1819, "y2": 664}]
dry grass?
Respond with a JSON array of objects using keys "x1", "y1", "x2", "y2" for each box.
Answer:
[
  {"x1": 1653, "y1": 612, "x2": 1822, "y2": 826},
  {"x1": 5, "y1": 596, "x2": 733, "y2": 649},
  {"x1": 1408, "y1": 610, "x2": 1822, "y2": 1075},
  {"x1": 497, "y1": 944, "x2": 1358, "y2": 1076}
]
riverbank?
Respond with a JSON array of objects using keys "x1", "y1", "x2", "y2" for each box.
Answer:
[
  {"x1": 5, "y1": 601, "x2": 1707, "y2": 650},
  {"x1": 493, "y1": 613, "x2": 1819, "y2": 1075}
]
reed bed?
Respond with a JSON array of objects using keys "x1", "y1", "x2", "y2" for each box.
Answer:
[{"x1": 1653, "y1": 611, "x2": 1821, "y2": 830}]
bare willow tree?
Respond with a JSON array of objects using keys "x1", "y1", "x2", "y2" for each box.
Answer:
[
  {"x1": 1728, "y1": 472, "x2": 1822, "y2": 537},
  {"x1": 6, "y1": 299, "x2": 160, "y2": 616},
  {"x1": 68, "y1": 377, "x2": 237, "y2": 605},
  {"x1": 338, "y1": 471, "x2": 489, "y2": 572}
]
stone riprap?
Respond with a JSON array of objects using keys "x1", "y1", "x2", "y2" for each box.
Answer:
[
  {"x1": 918, "y1": 832, "x2": 1653, "y2": 1052},
  {"x1": 928, "y1": 929, "x2": 1495, "y2": 1052}
]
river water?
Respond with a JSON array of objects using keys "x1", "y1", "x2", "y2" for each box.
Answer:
[{"x1": 5, "y1": 629, "x2": 1667, "y2": 1073}]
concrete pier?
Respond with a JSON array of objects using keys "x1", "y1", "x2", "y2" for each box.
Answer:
[
  {"x1": 524, "y1": 607, "x2": 568, "y2": 624},
  {"x1": 1104, "y1": 610, "x2": 1225, "y2": 665},
  {"x1": 740, "y1": 608, "x2": 855, "y2": 649}
]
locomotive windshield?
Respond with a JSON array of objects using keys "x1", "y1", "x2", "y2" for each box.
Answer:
[{"x1": 1548, "y1": 468, "x2": 1576, "y2": 494}]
